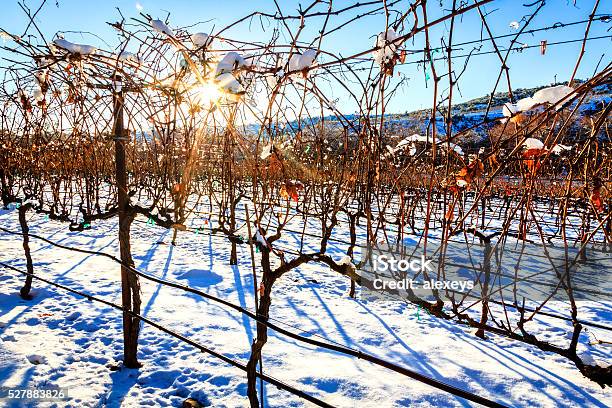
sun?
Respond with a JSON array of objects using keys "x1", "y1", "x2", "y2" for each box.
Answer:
[{"x1": 192, "y1": 82, "x2": 221, "y2": 108}]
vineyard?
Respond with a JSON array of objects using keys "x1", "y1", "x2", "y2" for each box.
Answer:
[{"x1": 0, "y1": 0, "x2": 611, "y2": 407}]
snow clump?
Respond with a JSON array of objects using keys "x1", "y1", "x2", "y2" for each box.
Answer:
[
  {"x1": 53, "y1": 38, "x2": 97, "y2": 55},
  {"x1": 288, "y1": 49, "x2": 317, "y2": 73},
  {"x1": 372, "y1": 29, "x2": 401, "y2": 67}
]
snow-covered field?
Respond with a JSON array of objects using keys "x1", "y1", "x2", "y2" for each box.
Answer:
[{"x1": 0, "y1": 206, "x2": 611, "y2": 407}]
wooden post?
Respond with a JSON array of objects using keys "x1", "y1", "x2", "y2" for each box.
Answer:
[{"x1": 113, "y1": 75, "x2": 141, "y2": 368}]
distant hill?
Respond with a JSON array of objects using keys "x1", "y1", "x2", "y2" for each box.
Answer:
[
  {"x1": 258, "y1": 80, "x2": 610, "y2": 149},
  {"x1": 440, "y1": 80, "x2": 610, "y2": 114},
  {"x1": 378, "y1": 79, "x2": 611, "y2": 143}
]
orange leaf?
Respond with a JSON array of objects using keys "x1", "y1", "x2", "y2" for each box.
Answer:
[
  {"x1": 280, "y1": 181, "x2": 302, "y2": 202},
  {"x1": 280, "y1": 185, "x2": 290, "y2": 200},
  {"x1": 591, "y1": 189, "x2": 603, "y2": 212},
  {"x1": 522, "y1": 148, "x2": 546, "y2": 158},
  {"x1": 445, "y1": 207, "x2": 454, "y2": 221},
  {"x1": 399, "y1": 49, "x2": 407, "y2": 64}
]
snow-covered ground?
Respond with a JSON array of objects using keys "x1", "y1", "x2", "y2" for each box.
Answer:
[{"x1": 0, "y1": 206, "x2": 611, "y2": 407}]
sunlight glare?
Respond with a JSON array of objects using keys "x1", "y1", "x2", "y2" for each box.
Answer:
[{"x1": 193, "y1": 82, "x2": 221, "y2": 108}]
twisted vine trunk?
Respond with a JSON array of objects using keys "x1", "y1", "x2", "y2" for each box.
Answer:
[
  {"x1": 118, "y1": 212, "x2": 141, "y2": 368},
  {"x1": 246, "y1": 249, "x2": 275, "y2": 408},
  {"x1": 0, "y1": 168, "x2": 13, "y2": 207},
  {"x1": 18, "y1": 203, "x2": 34, "y2": 299}
]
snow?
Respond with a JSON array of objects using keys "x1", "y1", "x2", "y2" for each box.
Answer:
[
  {"x1": 151, "y1": 19, "x2": 174, "y2": 37},
  {"x1": 0, "y1": 197, "x2": 610, "y2": 407},
  {"x1": 200, "y1": 52, "x2": 250, "y2": 96},
  {"x1": 372, "y1": 29, "x2": 401, "y2": 66},
  {"x1": 265, "y1": 70, "x2": 284, "y2": 88},
  {"x1": 387, "y1": 134, "x2": 462, "y2": 158},
  {"x1": 32, "y1": 88, "x2": 44, "y2": 102},
  {"x1": 448, "y1": 143, "x2": 463, "y2": 155},
  {"x1": 504, "y1": 86, "x2": 575, "y2": 118},
  {"x1": 179, "y1": 57, "x2": 189, "y2": 70},
  {"x1": 338, "y1": 255, "x2": 353, "y2": 266},
  {"x1": 215, "y1": 52, "x2": 247, "y2": 76},
  {"x1": 23, "y1": 198, "x2": 41, "y2": 207},
  {"x1": 509, "y1": 21, "x2": 520, "y2": 30},
  {"x1": 190, "y1": 32, "x2": 211, "y2": 48},
  {"x1": 35, "y1": 58, "x2": 54, "y2": 69},
  {"x1": 504, "y1": 97, "x2": 536, "y2": 117},
  {"x1": 288, "y1": 49, "x2": 317, "y2": 73},
  {"x1": 502, "y1": 102, "x2": 521, "y2": 118},
  {"x1": 516, "y1": 96, "x2": 535, "y2": 112},
  {"x1": 215, "y1": 73, "x2": 244, "y2": 94},
  {"x1": 254, "y1": 229, "x2": 267, "y2": 247},
  {"x1": 34, "y1": 70, "x2": 47, "y2": 84},
  {"x1": 53, "y1": 38, "x2": 97, "y2": 55},
  {"x1": 118, "y1": 51, "x2": 140, "y2": 64},
  {"x1": 551, "y1": 144, "x2": 572, "y2": 155},
  {"x1": 532, "y1": 85, "x2": 574, "y2": 107},
  {"x1": 394, "y1": 138, "x2": 410, "y2": 151},
  {"x1": 400, "y1": 133, "x2": 435, "y2": 145},
  {"x1": 523, "y1": 138, "x2": 545, "y2": 150},
  {"x1": 26, "y1": 354, "x2": 47, "y2": 365},
  {"x1": 260, "y1": 144, "x2": 273, "y2": 160},
  {"x1": 502, "y1": 102, "x2": 519, "y2": 118}
]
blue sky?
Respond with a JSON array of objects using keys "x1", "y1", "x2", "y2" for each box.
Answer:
[{"x1": 1, "y1": 0, "x2": 610, "y2": 113}]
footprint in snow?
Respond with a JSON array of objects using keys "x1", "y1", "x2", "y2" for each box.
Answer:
[{"x1": 27, "y1": 354, "x2": 47, "y2": 365}]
